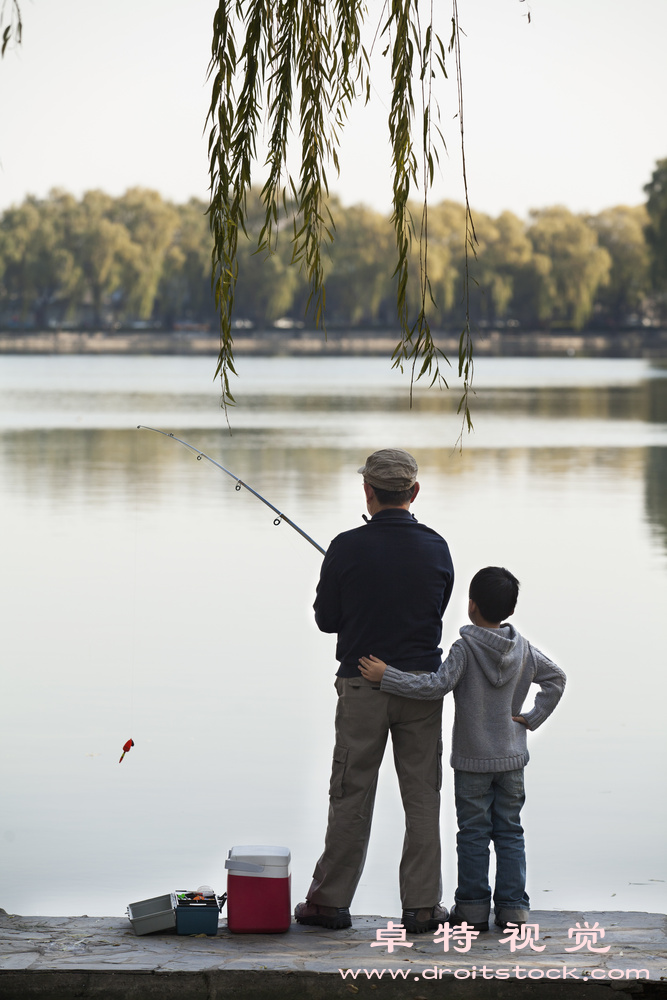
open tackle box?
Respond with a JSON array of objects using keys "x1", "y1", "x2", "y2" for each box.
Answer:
[{"x1": 127, "y1": 888, "x2": 226, "y2": 936}]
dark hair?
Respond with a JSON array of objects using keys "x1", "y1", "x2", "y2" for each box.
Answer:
[
  {"x1": 469, "y1": 567, "x2": 520, "y2": 623},
  {"x1": 370, "y1": 484, "x2": 416, "y2": 506}
]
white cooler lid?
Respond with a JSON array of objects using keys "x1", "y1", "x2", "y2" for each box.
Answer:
[{"x1": 227, "y1": 845, "x2": 291, "y2": 867}]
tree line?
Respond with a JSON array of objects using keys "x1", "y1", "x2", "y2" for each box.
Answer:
[{"x1": 1, "y1": 160, "x2": 665, "y2": 334}]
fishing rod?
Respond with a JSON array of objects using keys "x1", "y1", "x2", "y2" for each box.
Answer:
[{"x1": 137, "y1": 425, "x2": 326, "y2": 556}]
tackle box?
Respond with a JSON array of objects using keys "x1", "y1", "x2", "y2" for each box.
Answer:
[
  {"x1": 174, "y1": 890, "x2": 221, "y2": 935},
  {"x1": 225, "y1": 845, "x2": 291, "y2": 933},
  {"x1": 127, "y1": 893, "x2": 177, "y2": 936},
  {"x1": 127, "y1": 889, "x2": 223, "y2": 936}
]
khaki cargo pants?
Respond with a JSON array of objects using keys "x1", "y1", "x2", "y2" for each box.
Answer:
[{"x1": 307, "y1": 675, "x2": 444, "y2": 909}]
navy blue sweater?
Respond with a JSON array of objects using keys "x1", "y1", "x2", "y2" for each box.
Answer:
[{"x1": 313, "y1": 508, "x2": 454, "y2": 677}]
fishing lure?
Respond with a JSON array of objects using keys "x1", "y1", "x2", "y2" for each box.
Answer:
[{"x1": 119, "y1": 738, "x2": 134, "y2": 763}]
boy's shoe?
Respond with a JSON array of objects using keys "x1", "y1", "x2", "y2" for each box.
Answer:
[
  {"x1": 448, "y1": 905, "x2": 489, "y2": 933},
  {"x1": 294, "y1": 901, "x2": 352, "y2": 929},
  {"x1": 494, "y1": 907, "x2": 529, "y2": 932},
  {"x1": 401, "y1": 903, "x2": 449, "y2": 934}
]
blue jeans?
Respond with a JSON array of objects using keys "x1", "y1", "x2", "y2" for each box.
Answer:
[{"x1": 454, "y1": 769, "x2": 530, "y2": 923}]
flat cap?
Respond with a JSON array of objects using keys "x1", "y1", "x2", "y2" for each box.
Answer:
[{"x1": 358, "y1": 448, "x2": 418, "y2": 492}]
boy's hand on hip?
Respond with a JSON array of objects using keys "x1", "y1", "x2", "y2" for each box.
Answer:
[
  {"x1": 359, "y1": 655, "x2": 388, "y2": 682},
  {"x1": 512, "y1": 715, "x2": 531, "y2": 729}
]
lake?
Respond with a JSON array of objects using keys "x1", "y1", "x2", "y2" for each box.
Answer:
[{"x1": 0, "y1": 354, "x2": 665, "y2": 919}]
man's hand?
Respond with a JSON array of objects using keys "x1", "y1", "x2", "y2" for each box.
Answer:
[
  {"x1": 359, "y1": 655, "x2": 388, "y2": 682},
  {"x1": 512, "y1": 715, "x2": 531, "y2": 729}
]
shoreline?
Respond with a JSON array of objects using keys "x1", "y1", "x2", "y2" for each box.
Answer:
[{"x1": 1, "y1": 327, "x2": 667, "y2": 359}]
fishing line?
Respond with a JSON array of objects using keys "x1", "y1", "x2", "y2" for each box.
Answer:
[
  {"x1": 137, "y1": 425, "x2": 326, "y2": 556},
  {"x1": 119, "y1": 444, "x2": 141, "y2": 764}
]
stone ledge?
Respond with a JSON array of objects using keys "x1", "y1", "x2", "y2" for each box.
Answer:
[{"x1": 1, "y1": 910, "x2": 665, "y2": 998}]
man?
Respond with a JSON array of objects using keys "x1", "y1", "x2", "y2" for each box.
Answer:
[{"x1": 295, "y1": 449, "x2": 455, "y2": 932}]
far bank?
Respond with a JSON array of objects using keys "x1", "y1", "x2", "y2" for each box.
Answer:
[{"x1": 1, "y1": 327, "x2": 667, "y2": 359}]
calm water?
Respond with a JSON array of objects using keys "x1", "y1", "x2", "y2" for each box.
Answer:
[{"x1": 1, "y1": 355, "x2": 666, "y2": 919}]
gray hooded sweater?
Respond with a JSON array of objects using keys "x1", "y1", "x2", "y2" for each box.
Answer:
[{"x1": 380, "y1": 623, "x2": 566, "y2": 772}]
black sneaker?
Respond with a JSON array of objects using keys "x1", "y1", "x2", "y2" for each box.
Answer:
[
  {"x1": 294, "y1": 901, "x2": 352, "y2": 929},
  {"x1": 448, "y1": 905, "x2": 489, "y2": 933},
  {"x1": 494, "y1": 916, "x2": 526, "y2": 932},
  {"x1": 401, "y1": 903, "x2": 449, "y2": 934}
]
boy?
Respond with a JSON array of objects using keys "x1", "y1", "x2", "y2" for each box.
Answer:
[{"x1": 359, "y1": 566, "x2": 565, "y2": 932}]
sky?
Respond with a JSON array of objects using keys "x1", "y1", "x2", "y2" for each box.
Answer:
[{"x1": 0, "y1": 0, "x2": 665, "y2": 221}]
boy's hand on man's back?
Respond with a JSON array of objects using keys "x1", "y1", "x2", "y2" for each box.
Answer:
[{"x1": 359, "y1": 655, "x2": 388, "y2": 682}]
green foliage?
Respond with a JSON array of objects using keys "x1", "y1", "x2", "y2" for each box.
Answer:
[
  {"x1": 206, "y1": 0, "x2": 473, "y2": 419},
  {"x1": 644, "y1": 159, "x2": 667, "y2": 293},
  {"x1": 234, "y1": 193, "x2": 298, "y2": 326},
  {"x1": 320, "y1": 199, "x2": 395, "y2": 326},
  {"x1": 473, "y1": 211, "x2": 533, "y2": 321},
  {"x1": 0, "y1": 0, "x2": 21, "y2": 57},
  {"x1": 68, "y1": 191, "x2": 141, "y2": 325},
  {"x1": 158, "y1": 198, "x2": 215, "y2": 325},
  {"x1": 206, "y1": 0, "x2": 368, "y2": 404},
  {"x1": 0, "y1": 192, "x2": 77, "y2": 324},
  {"x1": 111, "y1": 189, "x2": 180, "y2": 318},
  {"x1": 526, "y1": 207, "x2": 612, "y2": 330},
  {"x1": 0, "y1": 189, "x2": 210, "y2": 329},
  {"x1": 0, "y1": 187, "x2": 658, "y2": 335},
  {"x1": 588, "y1": 205, "x2": 650, "y2": 322}
]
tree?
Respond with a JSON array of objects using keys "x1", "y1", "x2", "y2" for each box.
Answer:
[
  {"x1": 0, "y1": 191, "x2": 78, "y2": 326},
  {"x1": 235, "y1": 240, "x2": 298, "y2": 329},
  {"x1": 111, "y1": 189, "x2": 181, "y2": 320},
  {"x1": 68, "y1": 191, "x2": 140, "y2": 327},
  {"x1": 206, "y1": 0, "x2": 474, "y2": 418},
  {"x1": 472, "y1": 211, "x2": 533, "y2": 324},
  {"x1": 157, "y1": 198, "x2": 216, "y2": 328},
  {"x1": 406, "y1": 200, "x2": 465, "y2": 327},
  {"x1": 588, "y1": 205, "x2": 650, "y2": 325},
  {"x1": 644, "y1": 159, "x2": 667, "y2": 294},
  {"x1": 526, "y1": 207, "x2": 611, "y2": 330},
  {"x1": 319, "y1": 200, "x2": 395, "y2": 326}
]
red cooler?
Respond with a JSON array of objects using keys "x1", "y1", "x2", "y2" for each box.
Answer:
[{"x1": 225, "y1": 845, "x2": 291, "y2": 933}]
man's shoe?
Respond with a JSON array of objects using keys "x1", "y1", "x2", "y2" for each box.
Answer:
[
  {"x1": 401, "y1": 903, "x2": 449, "y2": 934},
  {"x1": 448, "y1": 905, "x2": 489, "y2": 933},
  {"x1": 294, "y1": 901, "x2": 352, "y2": 929}
]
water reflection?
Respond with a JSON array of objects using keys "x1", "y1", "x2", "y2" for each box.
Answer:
[
  {"x1": 1, "y1": 357, "x2": 666, "y2": 919},
  {"x1": 2, "y1": 428, "x2": 666, "y2": 560},
  {"x1": 2, "y1": 381, "x2": 666, "y2": 422},
  {"x1": 0, "y1": 425, "x2": 656, "y2": 489},
  {"x1": 646, "y1": 372, "x2": 667, "y2": 423},
  {"x1": 235, "y1": 379, "x2": 667, "y2": 423},
  {"x1": 645, "y1": 447, "x2": 667, "y2": 544}
]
